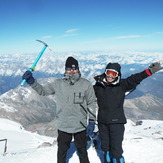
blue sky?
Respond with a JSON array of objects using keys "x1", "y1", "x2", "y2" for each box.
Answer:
[{"x1": 0, "y1": 0, "x2": 163, "y2": 54}]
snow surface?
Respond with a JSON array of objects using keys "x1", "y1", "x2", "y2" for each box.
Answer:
[{"x1": 0, "y1": 118, "x2": 163, "y2": 163}]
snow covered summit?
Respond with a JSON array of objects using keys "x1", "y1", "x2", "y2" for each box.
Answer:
[{"x1": 0, "y1": 118, "x2": 163, "y2": 163}]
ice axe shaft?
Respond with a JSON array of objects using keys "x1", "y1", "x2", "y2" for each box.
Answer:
[
  {"x1": 30, "y1": 40, "x2": 48, "y2": 71},
  {"x1": 21, "y1": 40, "x2": 48, "y2": 86}
]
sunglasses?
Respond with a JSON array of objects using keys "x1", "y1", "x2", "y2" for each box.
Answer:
[
  {"x1": 105, "y1": 69, "x2": 118, "y2": 79},
  {"x1": 65, "y1": 67, "x2": 78, "y2": 71}
]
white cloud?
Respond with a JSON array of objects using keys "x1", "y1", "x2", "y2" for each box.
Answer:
[
  {"x1": 85, "y1": 31, "x2": 163, "y2": 44},
  {"x1": 82, "y1": 35, "x2": 142, "y2": 44},
  {"x1": 65, "y1": 29, "x2": 78, "y2": 33},
  {"x1": 113, "y1": 35, "x2": 142, "y2": 39},
  {"x1": 63, "y1": 33, "x2": 78, "y2": 37},
  {"x1": 53, "y1": 28, "x2": 79, "y2": 39}
]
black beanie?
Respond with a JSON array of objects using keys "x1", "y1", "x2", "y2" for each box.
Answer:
[
  {"x1": 105, "y1": 63, "x2": 121, "y2": 72},
  {"x1": 65, "y1": 57, "x2": 79, "y2": 68}
]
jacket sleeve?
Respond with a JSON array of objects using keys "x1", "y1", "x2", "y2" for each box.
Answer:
[
  {"x1": 30, "y1": 80, "x2": 55, "y2": 96},
  {"x1": 86, "y1": 82, "x2": 97, "y2": 122},
  {"x1": 124, "y1": 69, "x2": 152, "y2": 92}
]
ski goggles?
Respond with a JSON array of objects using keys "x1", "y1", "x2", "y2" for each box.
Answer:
[
  {"x1": 65, "y1": 67, "x2": 79, "y2": 71},
  {"x1": 105, "y1": 69, "x2": 119, "y2": 78}
]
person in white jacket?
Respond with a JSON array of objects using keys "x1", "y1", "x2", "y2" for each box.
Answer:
[{"x1": 22, "y1": 56, "x2": 97, "y2": 163}]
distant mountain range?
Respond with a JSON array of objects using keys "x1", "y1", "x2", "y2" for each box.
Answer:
[
  {"x1": 0, "y1": 51, "x2": 163, "y2": 94},
  {"x1": 0, "y1": 51, "x2": 163, "y2": 136}
]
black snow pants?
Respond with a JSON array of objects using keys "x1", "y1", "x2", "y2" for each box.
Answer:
[
  {"x1": 57, "y1": 129, "x2": 89, "y2": 163},
  {"x1": 98, "y1": 123, "x2": 125, "y2": 159}
]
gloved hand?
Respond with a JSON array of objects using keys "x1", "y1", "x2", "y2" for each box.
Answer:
[
  {"x1": 86, "y1": 121, "x2": 95, "y2": 137},
  {"x1": 149, "y1": 61, "x2": 163, "y2": 74},
  {"x1": 22, "y1": 70, "x2": 35, "y2": 85}
]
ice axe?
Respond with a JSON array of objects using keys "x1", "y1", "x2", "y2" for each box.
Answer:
[{"x1": 20, "y1": 40, "x2": 48, "y2": 86}]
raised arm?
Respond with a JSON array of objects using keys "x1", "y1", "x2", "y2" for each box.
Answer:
[
  {"x1": 22, "y1": 70, "x2": 55, "y2": 96},
  {"x1": 124, "y1": 60, "x2": 163, "y2": 91}
]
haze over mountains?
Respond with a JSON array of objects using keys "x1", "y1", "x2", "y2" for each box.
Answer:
[
  {"x1": 0, "y1": 50, "x2": 163, "y2": 136},
  {"x1": 1, "y1": 50, "x2": 163, "y2": 93}
]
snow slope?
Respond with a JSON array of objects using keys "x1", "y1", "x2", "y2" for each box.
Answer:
[
  {"x1": 0, "y1": 118, "x2": 54, "y2": 153},
  {"x1": 0, "y1": 118, "x2": 163, "y2": 163}
]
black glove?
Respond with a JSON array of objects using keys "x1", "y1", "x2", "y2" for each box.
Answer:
[
  {"x1": 149, "y1": 61, "x2": 163, "y2": 74},
  {"x1": 22, "y1": 70, "x2": 35, "y2": 85}
]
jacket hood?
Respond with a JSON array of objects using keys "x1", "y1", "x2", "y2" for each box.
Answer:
[
  {"x1": 105, "y1": 62, "x2": 121, "y2": 76},
  {"x1": 94, "y1": 63, "x2": 122, "y2": 86}
]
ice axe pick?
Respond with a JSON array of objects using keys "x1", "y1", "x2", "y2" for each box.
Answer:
[{"x1": 20, "y1": 40, "x2": 48, "y2": 86}]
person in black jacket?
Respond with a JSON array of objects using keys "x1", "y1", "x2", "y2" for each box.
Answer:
[{"x1": 93, "y1": 61, "x2": 163, "y2": 163}]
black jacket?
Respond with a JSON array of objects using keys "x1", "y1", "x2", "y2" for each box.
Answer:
[{"x1": 94, "y1": 68, "x2": 151, "y2": 124}]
